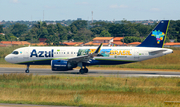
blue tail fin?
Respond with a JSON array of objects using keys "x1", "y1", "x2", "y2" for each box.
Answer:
[{"x1": 137, "y1": 20, "x2": 170, "y2": 48}]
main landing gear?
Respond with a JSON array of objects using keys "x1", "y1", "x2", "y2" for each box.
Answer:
[
  {"x1": 79, "y1": 67, "x2": 88, "y2": 74},
  {"x1": 25, "y1": 65, "x2": 30, "y2": 73},
  {"x1": 78, "y1": 63, "x2": 88, "y2": 74}
]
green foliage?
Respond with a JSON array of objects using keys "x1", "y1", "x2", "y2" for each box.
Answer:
[
  {"x1": 122, "y1": 36, "x2": 142, "y2": 43},
  {"x1": 166, "y1": 36, "x2": 170, "y2": 42},
  {"x1": 70, "y1": 20, "x2": 87, "y2": 30},
  {"x1": 0, "y1": 25, "x2": 3, "y2": 33},
  {"x1": 70, "y1": 25, "x2": 78, "y2": 34},
  {"x1": 2, "y1": 20, "x2": 180, "y2": 44},
  {"x1": 5, "y1": 33, "x2": 17, "y2": 41},
  {"x1": 56, "y1": 23, "x2": 67, "y2": 41},
  {"x1": 0, "y1": 34, "x2": 6, "y2": 41},
  {"x1": 73, "y1": 29, "x2": 93, "y2": 42},
  {"x1": 100, "y1": 30, "x2": 111, "y2": 37},
  {"x1": 10, "y1": 35, "x2": 17, "y2": 41},
  {"x1": 177, "y1": 35, "x2": 180, "y2": 42},
  {"x1": 11, "y1": 23, "x2": 28, "y2": 37},
  {"x1": 90, "y1": 27, "x2": 105, "y2": 35},
  {"x1": 135, "y1": 23, "x2": 151, "y2": 36}
]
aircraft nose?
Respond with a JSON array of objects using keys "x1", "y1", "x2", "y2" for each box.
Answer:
[{"x1": 5, "y1": 55, "x2": 11, "y2": 63}]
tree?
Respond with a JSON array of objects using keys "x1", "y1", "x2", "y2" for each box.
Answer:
[
  {"x1": 5, "y1": 33, "x2": 16, "y2": 41},
  {"x1": 45, "y1": 34, "x2": 59, "y2": 45},
  {"x1": 0, "y1": 25, "x2": 3, "y2": 33},
  {"x1": 177, "y1": 35, "x2": 180, "y2": 42},
  {"x1": 56, "y1": 23, "x2": 67, "y2": 41},
  {"x1": 166, "y1": 36, "x2": 170, "y2": 42},
  {"x1": 135, "y1": 24, "x2": 151, "y2": 37},
  {"x1": 42, "y1": 22, "x2": 47, "y2": 27},
  {"x1": 39, "y1": 28, "x2": 49, "y2": 38},
  {"x1": 73, "y1": 29, "x2": 93, "y2": 42},
  {"x1": 70, "y1": 25, "x2": 78, "y2": 34},
  {"x1": 90, "y1": 27, "x2": 105, "y2": 35},
  {"x1": 47, "y1": 24, "x2": 56, "y2": 35},
  {"x1": 108, "y1": 24, "x2": 124, "y2": 37},
  {"x1": 91, "y1": 22, "x2": 109, "y2": 29},
  {"x1": 100, "y1": 30, "x2": 111, "y2": 37},
  {"x1": 122, "y1": 36, "x2": 141, "y2": 43},
  {"x1": 0, "y1": 34, "x2": 5, "y2": 41},
  {"x1": 5, "y1": 33, "x2": 17, "y2": 41},
  {"x1": 11, "y1": 23, "x2": 28, "y2": 37},
  {"x1": 70, "y1": 20, "x2": 87, "y2": 30}
]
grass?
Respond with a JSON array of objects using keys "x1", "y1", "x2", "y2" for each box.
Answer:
[{"x1": 0, "y1": 74, "x2": 180, "y2": 106}]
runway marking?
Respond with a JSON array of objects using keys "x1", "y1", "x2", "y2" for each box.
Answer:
[{"x1": 124, "y1": 74, "x2": 180, "y2": 77}]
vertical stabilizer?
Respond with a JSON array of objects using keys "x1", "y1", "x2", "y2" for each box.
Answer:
[{"x1": 137, "y1": 20, "x2": 170, "y2": 48}]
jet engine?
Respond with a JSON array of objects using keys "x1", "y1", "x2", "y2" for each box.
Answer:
[{"x1": 51, "y1": 60, "x2": 76, "y2": 71}]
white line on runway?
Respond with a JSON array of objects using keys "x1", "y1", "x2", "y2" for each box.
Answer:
[{"x1": 125, "y1": 74, "x2": 180, "y2": 77}]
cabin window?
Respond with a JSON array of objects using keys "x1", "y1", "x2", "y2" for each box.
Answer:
[
  {"x1": 64, "y1": 52, "x2": 66, "y2": 54},
  {"x1": 12, "y1": 51, "x2": 19, "y2": 55},
  {"x1": 67, "y1": 52, "x2": 69, "y2": 54},
  {"x1": 71, "y1": 52, "x2": 73, "y2": 54}
]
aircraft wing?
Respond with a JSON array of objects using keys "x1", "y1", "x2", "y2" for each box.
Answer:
[{"x1": 68, "y1": 43, "x2": 103, "y2": 63}]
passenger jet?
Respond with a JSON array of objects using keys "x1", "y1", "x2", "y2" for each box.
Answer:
[{"x1": 5, "y1": 20, "x2": 173, "y2": 74}]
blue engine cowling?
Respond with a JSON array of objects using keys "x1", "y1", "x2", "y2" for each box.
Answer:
[{"x1": 51, "y1": 60, "x2": 76, "y2": 71}]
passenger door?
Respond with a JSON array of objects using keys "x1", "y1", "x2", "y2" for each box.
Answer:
[
  {"x1": 134, "y1": 48, "x2": 139, "y2": 60},
  {"x1": 23, "y1": 48, "x2": 29, "y2": 61}
]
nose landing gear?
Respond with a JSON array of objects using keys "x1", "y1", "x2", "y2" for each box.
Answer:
[{"x1": 25, "y1": 65, "x2": 30, "y2": 73}]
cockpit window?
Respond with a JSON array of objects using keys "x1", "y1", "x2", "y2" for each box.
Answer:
[{"x1": 12, "y1": 51, "x2": 19, "y2": 55}]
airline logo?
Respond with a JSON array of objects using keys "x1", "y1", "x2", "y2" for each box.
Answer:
[
  {"x1": 151, "y1": 30, "x2": 165, "y2": 44},
  {"x1": 30, "y1": 49, "x2": 54, "y2": 57},
  {"x1": 110, "y1": 50, "x2": 132, "y2": 56}
]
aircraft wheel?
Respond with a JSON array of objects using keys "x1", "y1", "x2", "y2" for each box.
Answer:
[
  {"x1": 25, "y1": 69, "x2": 29, "y2": 73},
  {"x1": 79, "y1": 69, "x2": 85, "y2": 74},
  {"x1": 84, "y1": 68, "x2": 88, "y2": 73}
]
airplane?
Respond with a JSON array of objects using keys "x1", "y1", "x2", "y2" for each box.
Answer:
[{"x1": 5, "y1": 20, "x2": 173, "y2": 74}]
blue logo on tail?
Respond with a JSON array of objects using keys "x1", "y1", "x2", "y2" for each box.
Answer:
[{"x1": 151, "y1": 30, "x2": 165, "y2": 44}]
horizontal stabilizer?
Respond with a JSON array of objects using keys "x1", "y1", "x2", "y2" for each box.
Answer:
[{"x1": 149, "y1": 50, "x2": 166, "y2": 55}]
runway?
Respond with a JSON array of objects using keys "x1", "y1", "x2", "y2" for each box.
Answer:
[{"x1": 0, "y1": 67, "x2": 180, "y2": 77}]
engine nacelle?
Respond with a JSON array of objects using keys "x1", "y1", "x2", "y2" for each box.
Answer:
[{"x1": 51, "y1": 60, "x2": 76, "y2": 71}]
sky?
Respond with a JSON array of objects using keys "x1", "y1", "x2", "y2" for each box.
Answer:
[{"x1": 0, "y1": 0, "x2": 180, "y2": 21}]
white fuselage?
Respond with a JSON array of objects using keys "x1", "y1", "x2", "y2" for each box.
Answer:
[{"x1": 5, "y1": 46, "x2": 173, "y2": 65}]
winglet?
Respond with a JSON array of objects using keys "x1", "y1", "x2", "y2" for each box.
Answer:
[{"x1": 94, "y1": 43, "x2": 103, "y2": 54}]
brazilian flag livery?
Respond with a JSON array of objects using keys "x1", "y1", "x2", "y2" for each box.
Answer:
[{"x1": 137, "y1": 20, "x2": 170, "y2": 48}]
